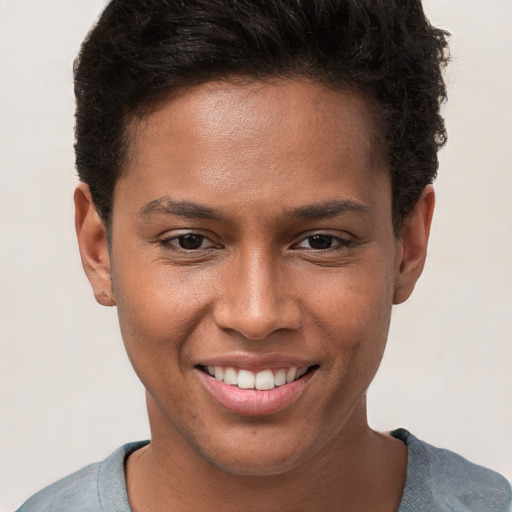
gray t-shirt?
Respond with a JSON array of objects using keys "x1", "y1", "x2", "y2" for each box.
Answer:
[{"x1": 16, "y1": 429, "x2": 512, "y2": 512}]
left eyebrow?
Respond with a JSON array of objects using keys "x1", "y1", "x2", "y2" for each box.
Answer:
[
  {"x1": 285, "y1": 199, "x2": 370, "y2": 220},
  {"x1": 139, "y1": 197, "x2": 222, "y2": 220}
]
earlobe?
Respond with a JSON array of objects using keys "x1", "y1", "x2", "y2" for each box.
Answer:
[
  {"x1": 393, "y1": 185, "x2": 435, "y2": 305},
  {"x1": 74, "y1": 184, "x2": 116, "y2": 307}
]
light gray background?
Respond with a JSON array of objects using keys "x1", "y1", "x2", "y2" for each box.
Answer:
[{"x1": 1, "y1": 1, "x2": 511, "y2": 510}]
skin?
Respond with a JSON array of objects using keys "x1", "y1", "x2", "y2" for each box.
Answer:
[{"x1": 75, "y1": 79, "x2": 434, "y2": 511}]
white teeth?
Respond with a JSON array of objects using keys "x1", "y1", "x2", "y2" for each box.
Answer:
[
  {"x1": 255, "y1": 370, "x2": 275, "y2": 390},
  {"x1": 237, "y1": 369, "x2": 255, "y2": 389},
  {"x1": 274, "y1": 369, "x2": 286, "y2": 386},
  {"x1": 286, "y1": 367, "x2": 297, "y2": 383},
  {"x1": 223, "y1": 367, "x2": 238, "y2": 385},
  {"x1": 206, "y1": 365, "x2": 310, "y2": 389}
]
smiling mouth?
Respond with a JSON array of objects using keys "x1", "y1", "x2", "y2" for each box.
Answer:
[{"x1": 198, "y1": 365, "x2": 319, "y2": 391}]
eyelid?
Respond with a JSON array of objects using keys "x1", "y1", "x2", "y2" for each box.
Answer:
[
  {"x1": 157, "y1": 230, "x2": 220, "y2": 250},
  {"x1": 292, "y1": 232, "x2": 353, "y2": 250}
]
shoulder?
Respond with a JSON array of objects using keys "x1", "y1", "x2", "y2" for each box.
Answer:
[
  {"x1": 14, "y1": 461, "x2": 102, "y2": 512},
  {"x1": 14, "y1": 441, "x2": 149, "y2": 512},
  {"x1": 393, "y1": 429, "x2": 512, "y2": 512}
]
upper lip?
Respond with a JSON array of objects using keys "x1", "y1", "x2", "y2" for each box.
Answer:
[{"x1": 195, "y1": 353, "x2": 317, "y2": 371}]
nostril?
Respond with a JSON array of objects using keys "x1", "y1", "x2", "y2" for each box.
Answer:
[{"x1": 213, "y1": 300, "x2": 302, "y2": 340}]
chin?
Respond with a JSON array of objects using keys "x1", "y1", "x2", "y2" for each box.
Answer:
[{"x1": 189, "y1": 424, "x2": 322, "y2": 477}]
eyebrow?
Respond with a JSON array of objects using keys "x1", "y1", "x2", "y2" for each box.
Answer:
[
  {"x1": 285, "y1": 199, "x2": 370, "y2": 220},
  {"x1": 139, "y1": 197, "x2": 222, "y2": 220},
  {"x1": 139, "y1": 196, "x2": 369, "y2": 221}
]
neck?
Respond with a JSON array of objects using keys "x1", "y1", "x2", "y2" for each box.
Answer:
[{"x1": 126, "y1": 396, "x2": 407, "y2": 512}]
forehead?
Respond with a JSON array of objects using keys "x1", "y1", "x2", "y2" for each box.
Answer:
[
  {"x1": 117, "y1": 79, "x2": 389, "y2": 220},
  {"x1": 128, "y1": 79, "x2": 383, "y2": 165}
]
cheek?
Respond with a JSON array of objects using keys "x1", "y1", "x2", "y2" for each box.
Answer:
[
  {"x1": 112, "y1": 260, "x2": 215, "y2": 376},
  {"x1": 317, "y1": 262, "x2": 394, "y2": 332},
  {"x1": 311, "y1": 258, "x2": 395, "y2": 379}
]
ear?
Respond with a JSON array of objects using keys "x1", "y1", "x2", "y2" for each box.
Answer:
[
  {"x1": 393, "y1": 185, "x2": 435, "y2": 305},
  {"x1": 74, "y1": 183, "x2": 116, "y2": 307}
]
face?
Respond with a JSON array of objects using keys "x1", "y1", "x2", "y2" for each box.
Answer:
[{"x1": 76, "y1": 79, "x2": 432, "y2": 476}]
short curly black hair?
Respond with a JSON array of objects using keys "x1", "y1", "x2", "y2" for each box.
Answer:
[{"x1": 74, "y1": 0, "x2": 449, "y2": 232}]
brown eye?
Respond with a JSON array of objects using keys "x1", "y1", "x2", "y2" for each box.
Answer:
[
  {"x1": 158, "y1": 231, "x2": 220, "y2": 252},
  {"x1": 176, "y1": 234, "x2": 206, "y2": 250},
  {"x1": 307, "y1": 235, "x2": 335, "y2": 250},
  {"x1": 294, "y1": 233, "x2": 352, "y2": 251}
]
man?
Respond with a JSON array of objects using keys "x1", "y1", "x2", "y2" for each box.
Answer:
[{"x1": 16, "y1": 0, "x2": 511, "y2": 511}]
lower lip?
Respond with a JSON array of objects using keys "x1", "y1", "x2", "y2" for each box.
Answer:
[{"x1": 198, "y1": 369, "x2": 315, "y2": 416}]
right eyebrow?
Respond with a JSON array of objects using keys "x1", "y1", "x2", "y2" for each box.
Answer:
[
  {"x1": 139, "y1": 197, "x2": 222, "y2": 220},
  {"x1": 284, "y1": 199, "x2": 371, "y2": 220}
]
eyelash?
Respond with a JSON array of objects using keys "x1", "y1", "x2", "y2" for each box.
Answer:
[
  {"x1": 292, "y1": 234, "x2": 352, "y2": 251},
  {"x1": 157, "y1": 232, "x2": 352, "y2": 252},
  {"x1": 158, "y1": 233, "x2": 216, "y2": 251}
]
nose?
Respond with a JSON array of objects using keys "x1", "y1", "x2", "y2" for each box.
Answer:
[{"x1": 213, "y1": 248, "x2": 302, "y2": 340}]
